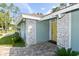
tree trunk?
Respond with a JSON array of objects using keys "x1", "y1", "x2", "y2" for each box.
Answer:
[
  {"x1": 1, "y1": 22, "x2": 4, "y2": 33},
  {"x1": 4, "y1": 21, "x2": 7, "y2": 33}
]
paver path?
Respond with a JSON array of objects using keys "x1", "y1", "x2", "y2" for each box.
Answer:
[
  {"x1": 0, "y1": 42, "x2": 57, "y2": 56},
  {"x1": 9, "y1": 42, "x2": 57, "y2": 56}
]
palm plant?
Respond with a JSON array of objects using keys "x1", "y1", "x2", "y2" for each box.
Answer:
[{"x1": 56, "y1": 47, "x2": 79, "y2": 56}]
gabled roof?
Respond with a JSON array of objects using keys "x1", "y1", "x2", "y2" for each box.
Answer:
[{"x1": 15, "y1": 4, "x2": 79, "y2": 25}]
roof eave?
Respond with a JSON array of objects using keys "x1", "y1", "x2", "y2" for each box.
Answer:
[
  {"x1": 15, "y1": 14, "x2": 42, "y2": 25},
  {"x1": 15, "y1": 4, "x2": 79, "y2": 25},
  {"x1": 41, "y1": 4, "x2": 79, "y2": 20},
  {"x1": 22, "y1": 14, "x2": 41, "y2": 20}
]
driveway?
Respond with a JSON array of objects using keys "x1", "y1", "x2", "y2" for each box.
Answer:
[
  {"x1": 9, "y1": 42, "x2": 57, "y2": 56},
  {"x1": 0, "y1": 46, "x2": 11, "y2": 56}
]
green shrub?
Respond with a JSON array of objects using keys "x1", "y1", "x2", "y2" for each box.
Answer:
[
  {"x1": 0, "y1": 35, "x2": 13, "y2": 44},
  {"x1": 12, "y1": 32, "x2": 23, "y2": 43},
  {"x1": 56, "y1": 47, "x2": 79, "y2": 56},
  {"x1": 0, "y1": 32, "x2": 25, "y2": 47}
]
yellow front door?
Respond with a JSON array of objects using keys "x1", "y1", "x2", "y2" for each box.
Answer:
[{"x1": 51, "y1": 19, "x2": 57, "y2": 42}]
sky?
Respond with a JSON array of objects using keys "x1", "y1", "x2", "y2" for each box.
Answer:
[{"x1": 14, "y1": 3, "x2": 59, "y2": 15}]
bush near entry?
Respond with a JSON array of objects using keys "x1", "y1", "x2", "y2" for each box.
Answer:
[{"x1": 56, "y1": 47, "x2": 79, "y2": 56}]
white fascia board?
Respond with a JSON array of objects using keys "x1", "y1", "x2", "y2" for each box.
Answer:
[
  {"x1": 15, "y1": 14, "x2": 41, "y2": 25},
  {"x1": 42, "y1": 4, "x2": 79, "y2": 20},
  {"x1": 15, "y1": 15, "x2": 22, "y2": 25},
  {"x1": 22, "y1": 14, "x2": 41, "y2": 20},
  {"x1": 41, "y1": 15, "x2": 56, "y2": 20}
]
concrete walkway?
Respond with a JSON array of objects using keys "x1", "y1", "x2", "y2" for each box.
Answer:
[
  {"x1": 9, "y1": 42, "x2": 57, "y2": 56},
  {"x1": 0, "y1": 42, "x2": 57, "y2": 56}
]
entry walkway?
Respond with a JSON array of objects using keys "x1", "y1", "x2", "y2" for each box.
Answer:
[{"x1": 9, "y1": 42, "x2": 57, "y2": 56}]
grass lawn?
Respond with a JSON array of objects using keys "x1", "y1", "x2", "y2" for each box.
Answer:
[{"x1": 0, "y1": 33, "x2": 25, "y2": 47}]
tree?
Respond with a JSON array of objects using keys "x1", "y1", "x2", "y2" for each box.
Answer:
[
  {"x1": 0, "y1": 3, "x2": 20, "y2": 17},
  {"x1": 0, "y1": 3, "x2": 20, "y2": 32},
  {"x1": 8, "y1": 3, "x2": 20, "y2": 17},
  {"x1": 4, "y1": 11, "x2": 12, "y2": 31},
  {"x1": 52, "y1": 7, "x2": 60, "y2": 13},
  {"x1": 0, "y1": 12, "x2": 5, "y2": 32}
]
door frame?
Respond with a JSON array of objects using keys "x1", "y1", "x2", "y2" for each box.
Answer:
[{"x1": 49, "y1": 19, "x2": 57, "y2": 44}]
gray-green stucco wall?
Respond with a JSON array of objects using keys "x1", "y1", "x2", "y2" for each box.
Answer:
[
  {"x1": 36, "y1": 20, "x2": 49, "y2": 43},
  {"x1": 71, "y1": 10, "x2": 79, "y2": 51}
]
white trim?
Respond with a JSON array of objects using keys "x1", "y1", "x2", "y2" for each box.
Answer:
[
  {"x1": 42, "y1": 4, "x2": 79, "y2": 20},
  {"x1": 22, "y1": 14, "x2": 41, "y2": 20},
  {"x1": 25, "y1": 19, "x2": 27, "y2": 46},
  {"x1": 15, "y1": 15, "x2": 22, "y2": 25},
  {"x1": 34, "y1": 20, "x2": 37, "y2": 44},
  {"x1": 69, "y1": 13, "x2": 71, "y2": 48},
  {"x1": 57, "y1": 17, "x2": 59, "y2": 46},
  {"x1": 49, "y1": 19, "x2": 58, "y2": 41},
  {"x1": 49, "y1": 20, "x2": 51, "y2": 40},
  {"x1": 26, "y1": 19, "x2": 30, "y2": 46}
]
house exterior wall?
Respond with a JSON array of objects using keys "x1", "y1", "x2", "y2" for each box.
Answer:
[
  {"x1": 71, "y1": 10, "x2": 79, "y2": 51},
  {"x1": 19, "y1": 21, "x2": 26, "y2": 42},
  {"x1": 26, "y1": 19, "x2": 36, "y2": 45},
  {"x1": 57, "y1": 13, "x2": 71, "y2": 49},
  {"x1": 36, "y1": 20, "x2": 49, "y2": 43}
]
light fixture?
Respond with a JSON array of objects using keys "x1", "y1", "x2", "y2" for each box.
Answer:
[
  {"x1": 23, "y1": 18, "x2": 26, "y2": 21},
  {"x1": 28, "y1": 25, "x2": 32, "y2": 34}
]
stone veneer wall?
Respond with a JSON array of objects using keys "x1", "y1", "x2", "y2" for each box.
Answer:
[
  {"x1": 26, "y1": 19, "x2": 36, "y2": 45},
  {"x1": 57, "y1": 13, "x2": 71, "y2": 49}
]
